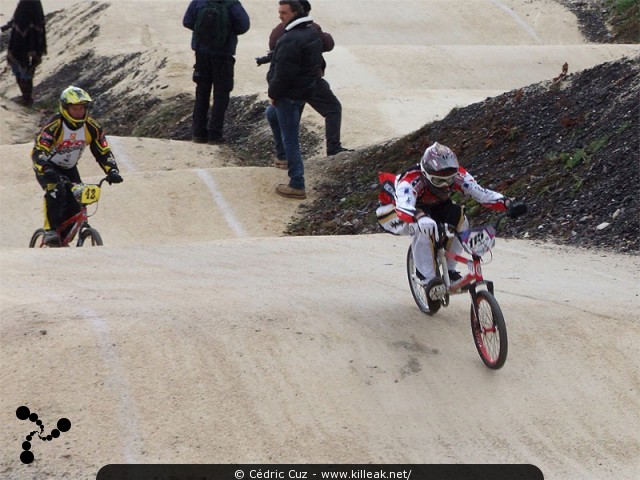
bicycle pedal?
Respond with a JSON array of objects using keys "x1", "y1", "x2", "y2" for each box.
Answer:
[{"x1": 428, "y1": 284, "x2": 446, "y2": 301}]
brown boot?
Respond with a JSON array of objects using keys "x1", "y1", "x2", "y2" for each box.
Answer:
[
  {"x1": 274, "y1": 159, "x2": 288, "y2": 169},
  {"x1": 276, "y1": 184, "x2": 306, "y2": 199}
]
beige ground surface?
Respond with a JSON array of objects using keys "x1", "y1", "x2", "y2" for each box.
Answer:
[{"x1": 0, "y1": 1, "x2": 639, "y2": 479}]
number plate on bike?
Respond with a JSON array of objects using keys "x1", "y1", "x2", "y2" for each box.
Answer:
[
  {"x1": 460, "y1": 226, "x2": 496, "y2": 256},
  {"x1": 80, "y1": 185, "x2": 101, "y2": 205}
]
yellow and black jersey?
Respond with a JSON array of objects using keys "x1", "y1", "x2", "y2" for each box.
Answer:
[{"x1": 32, "y1": 114, "x2": 118, "y2": 177}]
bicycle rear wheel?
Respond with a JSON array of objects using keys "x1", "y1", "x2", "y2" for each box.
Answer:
[
  {"x1": 29, "y1": 229, "x2": 46, "y2": 248},
  {"x1": 406, "y1": 246, "x2": 441, "y2": 315},
  {"x1": 77, "y1": 228, "x2": 103, "y2": 246},
  {"x1": 470, "y1": 290, "x2": 508, "y2": 369}
]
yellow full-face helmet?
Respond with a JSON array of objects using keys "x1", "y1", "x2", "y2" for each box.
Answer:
[{"x1": 59, "y1": 86, "x2": 93, "y2": 129}]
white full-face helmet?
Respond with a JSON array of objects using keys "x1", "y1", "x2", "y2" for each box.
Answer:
[{"x1": 420, "y1": 142, "x2": 459, "y2": 189}]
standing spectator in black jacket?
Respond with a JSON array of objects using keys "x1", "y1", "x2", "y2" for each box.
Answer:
[
  {"x1": 183, "y1": 0, "x2": 250, "y2": 144},
  {"x1": 267, "y1": 0, "x2": 323, "y2": 200},
  {"x1": 264, "y1": 0, "x2": 351, "y2": 163},
  {"x1": 2, "y1": 0, "x2": 47, "y2": 107}
]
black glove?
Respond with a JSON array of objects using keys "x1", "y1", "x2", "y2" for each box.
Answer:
[
  {"x1": 506, "y1": 199, "x2": 528, "y2": 218},
  {"x1": 42, "y1": 167, "x2": 61, "y2": 184},
  {"x1": 43, "y1": 170, "x2": 59, "y2": 184},
  {"x1": 255, "y1": 52, "x2": 272, "y2": 66},
  {"x1": 107, "y1": 170, "x2": 123, "y2": 184}
]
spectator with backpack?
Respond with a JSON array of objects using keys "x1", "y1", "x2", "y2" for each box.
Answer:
[{"x1": 183, "y1": 0, "x2": 250, "y2": 144}]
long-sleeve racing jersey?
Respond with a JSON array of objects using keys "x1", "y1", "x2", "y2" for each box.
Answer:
[
  {"x1": 395, "y1": 165, "x2": 507, "y2": 223},
  {"x1": 31, "y1": 114, "x2": 118, "y2": 178}
]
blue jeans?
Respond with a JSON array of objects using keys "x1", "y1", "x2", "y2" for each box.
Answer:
[
  {"x1": 268, "y1": 98, "x2": 306, "y2": 190},
  {"x1": 265, "y1": 104, "x2": 285, "y2": 161}
]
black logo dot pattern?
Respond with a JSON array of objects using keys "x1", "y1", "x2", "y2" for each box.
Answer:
[{"x1": 16, "y1": 406, "x2": 71, "y2": 464}]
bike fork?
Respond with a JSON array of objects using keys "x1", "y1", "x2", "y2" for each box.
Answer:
[{"x1": 469, "y1": 281, "x2": 495, "y2": 319}]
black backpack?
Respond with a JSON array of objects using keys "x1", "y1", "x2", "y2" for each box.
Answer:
[{"x1": 193, "y1": 0, "x2": 236, "y2": 49}]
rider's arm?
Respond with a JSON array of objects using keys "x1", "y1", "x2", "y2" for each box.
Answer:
[
  {"x1": 455, "y1": 167, "x2": 507, "y2": 212},
  {"x1": 85, "y1": 117, "x2": 119, "y2": 175},
  {"x1": 395, "y1": 172, "x2": 421, "y2": 223},
  {"x1": 31, "y1": 118, "x2": 61, "y2": 181}
]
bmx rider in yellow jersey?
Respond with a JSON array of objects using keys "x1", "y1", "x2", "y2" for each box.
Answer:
[{"x1": 31, "y1": 86, "x2": 123, "y2": 246}]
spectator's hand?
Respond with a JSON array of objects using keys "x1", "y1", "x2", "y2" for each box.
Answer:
[
  {"x1": 417, "y1": 216, "x2": 439, "y2": 241},
  {"x1": 107, "y1": 170, "x2": 123, "y2": 184}
]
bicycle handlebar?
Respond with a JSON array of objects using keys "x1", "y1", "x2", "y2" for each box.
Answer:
[
  {"x1": 438, "y1": 200, "x2": 528, "y2": 242},
  {"x1": 59, "y1": 176, "x2": 111, "y2": 189}
]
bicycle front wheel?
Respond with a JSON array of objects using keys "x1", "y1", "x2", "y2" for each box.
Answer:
[
  {"x1": 77, "y1": 228, "x2": 103, "y2": 246},
  {"x1": 470, "y1": 290, "x2": 508, "y2": 369},
  {"x1": 406, "y1": 246, "x2": 440, "y2": 315},
  {"x1": 29, "y1": 228, "x2": 46, "y2": 248}
]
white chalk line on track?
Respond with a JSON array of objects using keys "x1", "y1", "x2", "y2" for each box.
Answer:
[
  {"x1": 195, "y1": 168, "x2": 248, "y2": 238},
  {"x1": 105, "y1": 139, "x2": 247, "y2": 238},
  {"x1": 79, "y1": 307, "x2": 141, "y2": 464},
  {"x1": 489, "y1": 0, "x2": 541, "y2": 43}
]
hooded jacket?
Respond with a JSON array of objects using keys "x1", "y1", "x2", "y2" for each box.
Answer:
[{"x1": 267, "y1": 16, "x2": 323, "y2": 100}]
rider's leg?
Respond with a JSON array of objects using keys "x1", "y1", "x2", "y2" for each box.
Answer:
[
  {"x1": 432, "y1": 202, "x2": 466, "y2": 272},
  {"x1": 411, "y1": 231, "x2": 436, "y2": 282},
  {"x1": 44, "y1": 185, "x2": 64, "y2": 230},
  {"x1": 415, "y1": 200, "x2": 464, "y2": 277},
  {"x1": 44, "y1": 183, "x2": 80, "y2": 234},
  {"x1": 446, "y1": 216, "x2": 468, "y2": 272}
]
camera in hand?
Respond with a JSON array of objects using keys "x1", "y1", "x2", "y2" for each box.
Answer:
[{"x1": 255, "y1": 51, "x2": 273, "y2": 66}]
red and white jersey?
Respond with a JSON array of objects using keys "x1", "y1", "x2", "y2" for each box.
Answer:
[{"x1": 395, "y1": 165, "x2": 506, "y2": 223}]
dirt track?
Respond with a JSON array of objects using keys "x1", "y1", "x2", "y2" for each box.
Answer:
[{"x1": 1, "y1": 1, "x2": 639, "y2": 479}]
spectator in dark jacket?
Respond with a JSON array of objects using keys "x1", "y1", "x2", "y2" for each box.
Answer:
[
  {"x1": 183, "y1": 0, "x2": 250, "y2": 144},
  {"x1": 265, "y1": 0, "x2": 351, "y2": 162},
  {"x1": 2, "y1": 0, "x2": 47, "y2": 107},
  {"x1": 267, "y1": 0, "x2": 323, "y2": 200}
]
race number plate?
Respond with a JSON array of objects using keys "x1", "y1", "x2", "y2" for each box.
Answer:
[
  {"x1": 80, "y1": 185, "x2": 101, "y2": 205},
  {"x1": 461, "y1": 226, "x2": 496, "y2": 256}
]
